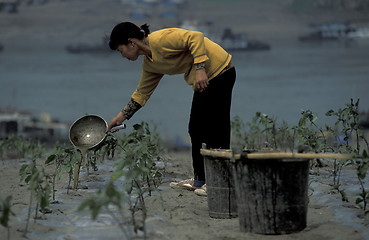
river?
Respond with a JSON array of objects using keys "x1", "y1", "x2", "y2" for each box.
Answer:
[{"x1": 1, "y1": 39, "x2": 368, "y2": 139}]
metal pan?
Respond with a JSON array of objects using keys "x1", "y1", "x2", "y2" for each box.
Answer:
[{"x1": 69, "y1": 114, "x2": 125, "y2": 150}]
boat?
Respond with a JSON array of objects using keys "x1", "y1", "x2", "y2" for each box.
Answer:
[
  {"x1": 347, "y1": 25, "x2": 369, "y2": 39},
  {"x1": 65, "y1": 20, "x2": 270, "y2": 54},
  {"x1": 299, "y1": 21, "x2": 369, "y2": 42},
  {"x1": 219, "y1": 28, "x2": 270, "y2": 51},
  {"x1": 0, "y1": 108, "x2": 70, "y2": 142},
  {"x1": 0, "y1": 0, "x2": 18, "y2": 13},
  {"x1": 180, "y1": 20, "x2": 271, "y2": 51}
]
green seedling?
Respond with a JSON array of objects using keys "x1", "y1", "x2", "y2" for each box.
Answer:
[
  {"x1": 79, "y1": 122, "x2": 166, "y2": 239},
  {"x1": 0, "y1": 196, "x2": 15, "y2": 240},
  {"x1": 19, "y1": 159, "x2": 52, "y2": 236}
]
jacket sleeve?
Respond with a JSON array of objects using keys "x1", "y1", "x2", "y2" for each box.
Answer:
[{"x1": 131, "y1": 68, "x2": 164, "y2": 106}]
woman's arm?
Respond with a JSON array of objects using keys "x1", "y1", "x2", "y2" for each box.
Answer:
[
  {"x1": 108, "y1": 98, "x2": 142, "y2": 131},
  {"x1": 108, "y1": 70, "x2": 162, "y2": 131},
  {"x1": 169, "y1": 29, "x2": 210, "y2": 90},
  {"x1": 195, "y1": 62, "x2": 209, "y2": 91},
  {"x1": 180, "y1": 30, "x2": 209, "y2": 90}
]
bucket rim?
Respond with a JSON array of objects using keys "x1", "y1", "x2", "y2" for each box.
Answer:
[{"x1": 200, "y1": 149, "x2": 352, "y2": 161}]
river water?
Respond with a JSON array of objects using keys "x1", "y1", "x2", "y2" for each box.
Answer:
[{"x1": 1, "y1": 39, "x2": 369, "y2": 139}]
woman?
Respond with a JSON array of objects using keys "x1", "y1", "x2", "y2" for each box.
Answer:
[{"x1": 107, "y1": 22, "x2": 236, "y2": 191}]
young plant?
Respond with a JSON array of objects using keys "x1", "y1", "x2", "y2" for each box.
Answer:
[
  {"x1": 84, "y1": 135, "x2": 118, "y2": 174},
  {"x1": 78, "y1": 182, "x2": 133, "y2": 238},
  {"x1": 355, "y1": 154, "x2": 369, "y2": 215},
  {"x1": 231, "y1": 115, "x2": 263, "y2": 151},
  {"x1": 79, "y1": 122, "x2": 166, "y2": 239},
  {"x1": 326, "y1": 99, "x2": 369, "y2": 155},
  {"x1": 0, "y1": 135, "x2": 44, "y2": 160},
  {"x1": 0, "y1": 196, "x2": 15, "y2": 240},
  {"x1": 113, "y1": 122, "x2": 166, "y2": 193},
  {"x1": 0, "y1": 137, "x2": 9, "y2": 160},
  {"x1": 253, "y1": 112, "x2": 278, "y2": 149},
  {"x1": 231, "y1": 115, "x2": 247, "y2": 151},
  {"x1": 233, "y1": 112, "x2": 276, "y2": 151},
  {"x1": 276, "y1": 120, "x2": 295, "y2": 152},
  {"x1": 326, "y1": 99, "x2": 369, "y2": 213},
  {"x1": 13, "y1": 135, "x2": 44, "y2": 159},
  {"x1": 231, "y1": 114, "x2": 295, "y2": 152},
  {"x1": 19, "y1": 159, "x2": 52, "y2": 235},
  {"x1": 45, "y1": 145, "x2": 78, "y2": 199},
  {"x1": 94, "y1": 135, "x2": 118, "y2": 161},
  {"x1": 296, "y1": 110, "x2": 328, "y2": 153}
]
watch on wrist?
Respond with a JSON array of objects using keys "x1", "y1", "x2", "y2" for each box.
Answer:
[{"x1": 195, "y1": 62, "x2": 206, "y2": 70}]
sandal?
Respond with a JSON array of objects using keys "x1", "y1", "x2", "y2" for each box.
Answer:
[
  {"x1": 170, "y1": 178, "x2": 193, "y2": 189},
  {"x1": 194, "y1": 184, "x2": 207, "y2": 196},
  {"x1": 170, "y1": 178, "x2": 204, "y2": 191},
  {"x1": 178, "y1": 178, "x2": 196, "y2": 190}
]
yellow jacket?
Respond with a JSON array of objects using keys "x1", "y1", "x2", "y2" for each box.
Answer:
[{"x1": 132, "y1": 28, "x2": 232, "y2": 106}]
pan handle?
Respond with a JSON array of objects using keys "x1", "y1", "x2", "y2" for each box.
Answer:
[{"x1": 108, "y1": 124, "x2": 127, "y2": 133}]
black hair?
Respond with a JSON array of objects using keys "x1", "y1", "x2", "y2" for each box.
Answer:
[{"x1": 109, "y1": 22, "x2": 150, "y2": 50}]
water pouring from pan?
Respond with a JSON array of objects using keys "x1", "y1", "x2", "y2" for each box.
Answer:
[{"x1": 69, "y1": 115, "x2": 125, "y2": 189}]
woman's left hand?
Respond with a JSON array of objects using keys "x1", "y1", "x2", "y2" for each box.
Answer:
[{"x1": 195, "y1": 69, "x2": 209, "y2": 91}]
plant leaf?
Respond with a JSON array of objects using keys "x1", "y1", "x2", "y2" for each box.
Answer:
[{"x1": 45, "y1": 154, "x2": 57, "y2": 164}]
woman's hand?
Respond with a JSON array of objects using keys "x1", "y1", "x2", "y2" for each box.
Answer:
[
  {"x1": 108, "y1": 112, "x2": 126, "y2": 132},
  {"x1": 195, "y1": 68, "x2": 209, "y2": 91}
]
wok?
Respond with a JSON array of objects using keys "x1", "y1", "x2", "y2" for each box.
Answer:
[{"x1": 69, "y1": 115, "x2": 125, "y2": 150}]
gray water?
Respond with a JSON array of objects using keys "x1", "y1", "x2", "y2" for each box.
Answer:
[{"x1": 1, "y1": 39, "x2": 369, "y2": 139}]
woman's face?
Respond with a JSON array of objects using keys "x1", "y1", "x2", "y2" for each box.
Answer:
[{"x1": 116, "y1": 43, "x2": 139, "y2": 61}]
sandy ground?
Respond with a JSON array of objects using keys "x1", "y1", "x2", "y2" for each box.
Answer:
[
  {"x1": 145, "y1": 152, "x2": 369, "y2": 240},
  {"x1": 0, "y1": 150, "x2": 369, "y2": 240}
]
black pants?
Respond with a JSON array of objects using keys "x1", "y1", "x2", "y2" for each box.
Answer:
[{"x1": 188, "y1": 67, "x2": 236, "y2": 182}]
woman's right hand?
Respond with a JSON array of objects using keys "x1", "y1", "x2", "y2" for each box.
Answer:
[
  {"x1": 195, "y1": 68, "x2": 209, "y2": 91},
  {"x1": 108, "y1": 112, "x2": 126, "y2": 132}
]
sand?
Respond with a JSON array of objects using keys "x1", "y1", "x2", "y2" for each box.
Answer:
[{"x1": 0, "y1": 150, "x2": 368, "y2": 240}]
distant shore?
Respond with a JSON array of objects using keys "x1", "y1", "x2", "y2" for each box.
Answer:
[{"x1": 1, "y1": 0, "x2": 368, "y2": 47}]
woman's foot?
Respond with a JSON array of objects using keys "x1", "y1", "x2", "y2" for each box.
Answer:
[
  {"x1": 194, "y1": 184, "x2": 207, "y2": 196},
  {"x1": 170, "y1": 178, "x2": 205, "y2": 190}
]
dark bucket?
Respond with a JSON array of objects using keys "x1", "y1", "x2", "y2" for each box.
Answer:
[
  {"x1": 233, "y1": 156, "x2": 309, "y2": 234},
  {"x1": 203, "y1": 152, "x2": 238, "y2": 219}
]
